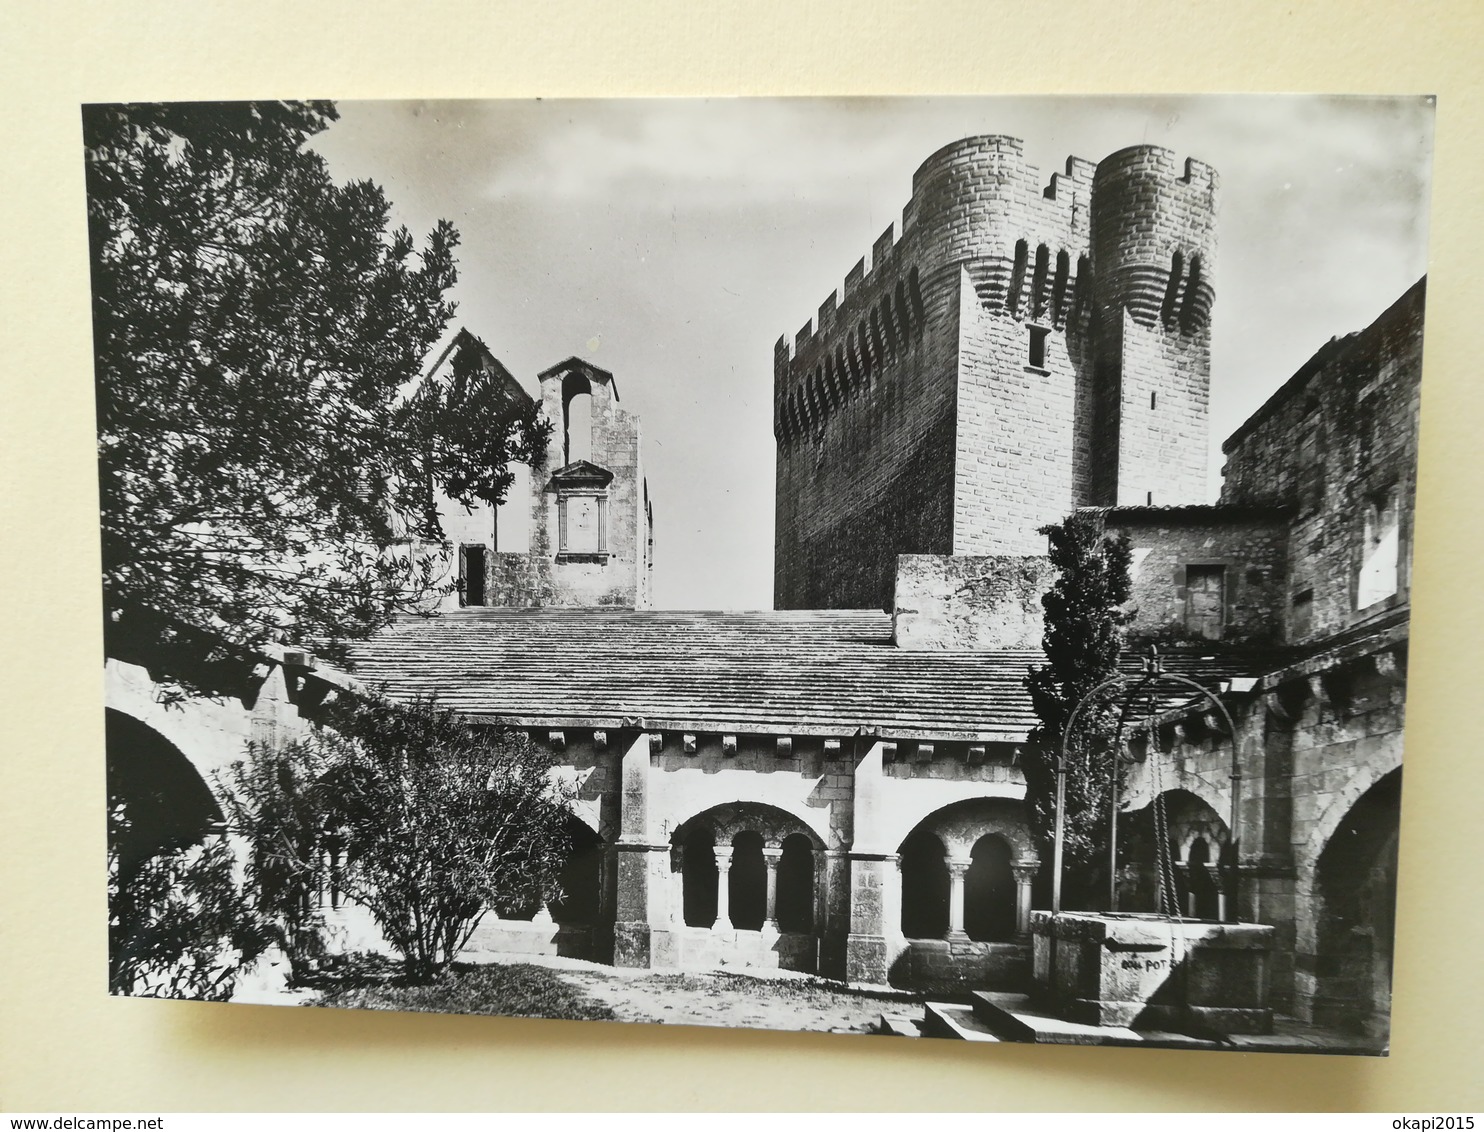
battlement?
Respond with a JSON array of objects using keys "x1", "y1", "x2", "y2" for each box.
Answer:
[
  {"x1": 775, "y1": 133, "x2": 1223, "y2": 610},
  {"x1": 1095, "y1": 144, "x2": 1221, "y2": 192},
  {"x1": 775, "y1": 136, "x2": 1111, "y2": 446},
  {"x1": 1090, "y1": 145, "x2": 1221, "y2": 334}
]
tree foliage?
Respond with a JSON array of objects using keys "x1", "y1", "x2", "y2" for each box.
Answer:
[
  {"x1": 85, "y1": 101, "x2": 549, "y2": 663},
  {"x1": 221, "y1": 697, "x2": 578, "y2": 983},
  {"x1": 1023, "y1": 511, "x2": 1133, "y2": 906},
  {"x1": 107, "y1": 804, "x2": 272, "y2": 1000}
]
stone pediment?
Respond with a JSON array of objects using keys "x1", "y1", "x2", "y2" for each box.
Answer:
[{"x1": 550, "y1": 460, "x2": 614, "y2": 489}]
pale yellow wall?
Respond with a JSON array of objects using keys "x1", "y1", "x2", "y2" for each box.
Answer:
[{"x1": 2, "y1": 0, "x2": 1482, "y2": 1112}]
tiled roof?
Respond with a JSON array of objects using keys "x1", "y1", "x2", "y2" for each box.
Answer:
[{"x1": 344, "y1": 609, "x2": 1288, "y2": 744}]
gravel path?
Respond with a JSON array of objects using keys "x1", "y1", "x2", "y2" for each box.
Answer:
[{"x1": 552, "y1": 965, "x2": 917, "y2": 1034}]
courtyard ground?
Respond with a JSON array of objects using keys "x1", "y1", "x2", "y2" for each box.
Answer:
[{"x1": 305, "y1": 953, "x2": 921, "y2": 1035}]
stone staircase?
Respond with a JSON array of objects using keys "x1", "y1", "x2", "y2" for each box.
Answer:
[{"x1": 879, "y1": 992, "x2": 1386, "y2": 1053}]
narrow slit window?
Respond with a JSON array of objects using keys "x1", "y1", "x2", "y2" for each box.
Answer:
[
  {"x1": 1031, "y1": 244, "x2": 1050, "y2": 321},
  {"x1": 1008, "y1": 239, "x2": 1028, "y2": 316},
  {"x1": 1028, "y1": 325, "x2": 1049, "y2": 369},
  {"x1": 1151, "y1": 391, "x2": 1158, "y2": 410}
]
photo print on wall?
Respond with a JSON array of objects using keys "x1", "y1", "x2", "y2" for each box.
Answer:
[{"x1": 90, "y1": 95, "x2": 1433, "y2": 1053}]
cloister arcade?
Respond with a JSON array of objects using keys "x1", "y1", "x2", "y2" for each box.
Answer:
[
  {"x1": 896, "y1": 798, "x2": 1038, "y2": 943},
  {"x1": 1118, "y1": 788, "x2": 1235, "y2": 920},
  {"x1": 671, "y1": 803, "x2": 826, "y2": 938}
]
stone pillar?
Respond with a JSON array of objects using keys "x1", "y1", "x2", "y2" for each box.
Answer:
[
  {"x1": 844, "y1": 741, "x2": 903, "y2": 984},
  {"x1": 1012, "y1": 858, "x2": 1040, "y2": 938},
  {"x1": 714, "y1": 846, "x2": 734, "y2": 930},
  {"x1": 763, "y1": 846, "x2": 783, "y2": 932},
  {"x1": 670, "y1": 846, "x2": 687, "y2": 926},
  {"x1": 946, "y1": 856, "x2": 971, "y2": 940},
  {"x1": 613, "y1": 733, "x2": 656, "y2": 967},
  {"x1": 813, "y1": 849, "x2": 828, "y2": 935},
  {"x1": 845, "y1": 852, "x2": 900, "y2": 984}
]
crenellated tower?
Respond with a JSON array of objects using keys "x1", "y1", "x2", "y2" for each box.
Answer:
[
  {"x1": 1088, "y1": 146, "x2": 1219, "y2": 506},
  {"x1": 773, "y1": 136, "x2": 1219, "y2": 612}
]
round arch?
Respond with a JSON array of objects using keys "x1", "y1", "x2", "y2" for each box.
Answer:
[
  {"x1": 1302, "y1": 751, "x2": 1405, "y2": 874},
  {"x1": 896, "y1": 797, "x2": 1034, "y2": 862},
  {"x1": 895, "y1": 798, "x2": 1035, "y2": 942},
  {"x1": 670, "y1": 802, "x2": 824, "y2": 933},
  {"x1": 1312, "y1": 768, "x2": 1401, "y2": 1038},
  {"x1": 670, "y1": 800, "x2": 827, "y2": 853},
  {"x1": 106, "y1": 708, "x2": 223, "y2": 881}
]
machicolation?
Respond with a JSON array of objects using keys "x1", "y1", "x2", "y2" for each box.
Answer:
[{"x1": 774, "y1": 135, "x2": 1222, "y2": 611}]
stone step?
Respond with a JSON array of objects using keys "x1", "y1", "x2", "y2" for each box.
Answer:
[
  {"x1": 920, "y1": 1001, "x2": 1003, "y2": 1042},
  {"x1": 970, "y1": 991, "x2": 1217, "y2": 1048},
  {"x1": 877, "y1": 1012, "x2": 923, "y2": 1037}
]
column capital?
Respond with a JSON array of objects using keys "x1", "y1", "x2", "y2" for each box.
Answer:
[
  {"x1": 1011, "y1": 861, "x2": 1040, "y2": 885},
  {"x1": 946, "y1": 856, "x2": 972, "y2": 879},
  {"x1": 762, "y1": 846, "x2": 784, "y2": 865},
  {"x1": 713, "y1": 846, "x2": 734, "y2": 870}
]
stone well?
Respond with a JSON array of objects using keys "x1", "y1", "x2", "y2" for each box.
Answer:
[{"x1": 1030, "y1": 911, "x2": 1275, "y2": 1034}]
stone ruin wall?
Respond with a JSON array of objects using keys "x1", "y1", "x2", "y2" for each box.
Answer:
[{"x1": 1220, "y1": 281, "x2": 1426, "y2": 646}]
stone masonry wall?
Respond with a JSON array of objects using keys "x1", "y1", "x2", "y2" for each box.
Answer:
[
  {"x1": 892, "y1": 553, "x2": 1052, "y2": 649},
  {"x1": 773, "y1": 259, "x2": 961, "y2": 611},
  {"x1": 503, "y1": 360, "x2": 647, "y2": 608},
  {"x1": 774, "y1": 137, "x2": 1098, "y2": 610},
  {"x1": 1220, "y1": 280, "x2": 1426, "y2": 646},
  {"x1": 1104, "y1": 509, "x2": 1290, "y2": 646}
]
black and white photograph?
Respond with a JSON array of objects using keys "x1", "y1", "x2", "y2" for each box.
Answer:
[{"x1": 91, "y1": 95, "x2": 1434, "y2": 1055}]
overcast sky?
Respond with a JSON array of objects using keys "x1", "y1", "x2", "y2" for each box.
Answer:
[{"x1": 311, "y1": 96, "x2": 1434, "y2": 611}]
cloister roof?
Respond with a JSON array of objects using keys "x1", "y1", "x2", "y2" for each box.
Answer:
[{"x1": 343, "y1": 608, "x2": 1283, "y2": 745}]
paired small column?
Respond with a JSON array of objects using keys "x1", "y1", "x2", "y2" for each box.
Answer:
[
  {"x1": 713, "y1": 846, "x2": 734, "y2": 930},
  {"x1": 763, "y1": 846, "x2": 783, "y2": 932},
  {"x1": 946, "y1": 856, "x2": 972, "y2": 940},
  {"x1": 1012, "y1": 857, "x2": 1040, "y2": 938},
  {"x1": 1207, "y1": 863, "x2": 1228, "y2": 922}
]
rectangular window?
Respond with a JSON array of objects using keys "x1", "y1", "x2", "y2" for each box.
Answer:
[
  {"x1": 1028, "y1": 326, "x2": 1049, "y2": 370},
  {"x1": 1291, "y1": 587, "x2": 1314, "y2": 640},
  {"x1": 1358, "y1": 489, "x2": 1400, "y2": 608},
  {"x1": 1183, "y1": 564, "x2": 1226, "y2": 640}
]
